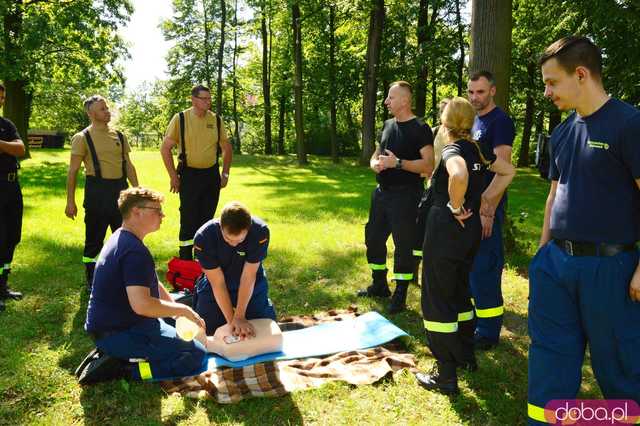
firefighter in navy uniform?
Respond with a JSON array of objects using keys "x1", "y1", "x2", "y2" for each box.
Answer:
[
  {"x1": 357, "y1": 81, "x2": 434, "y2": 314},
  {"x1": 527, "y1": 37, "x2": 640, "y2": 424},
  {"x1": 414, "y1": 97, "x2": 515, "y2": 395},
  {"x1": 0, "y1": 83, "x2": 26, "y2": 312},
  {"x1": 161, "y1": 85, "x2": 233, "y2": 261},
  {"x1": 66, "y1": 95, "x2": 139, "y2": 289}
]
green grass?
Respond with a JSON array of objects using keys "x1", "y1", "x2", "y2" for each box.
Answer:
[{"x1": 0, "y1": 150, "x2": 601, "y2": 425}]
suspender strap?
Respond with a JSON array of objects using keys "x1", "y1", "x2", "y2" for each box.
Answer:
[
  {"x1": 116, "y1": 130, "x2": 127, "y2": 180},
  {"x1": 179, "y1": 111, "x2": 186, "y2": 167},
  {"x1": 178, "y1": 111, "x2": 222, "y2": 167},
  {"x1": 83, "y1": 129, "x2": 102, "y2": 179},
  {"x1": 215, "y1": 114, "x2": 221, "y2": 166}
]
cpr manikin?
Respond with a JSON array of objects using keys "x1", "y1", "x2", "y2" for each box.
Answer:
[{"x1": 177, "y1": 317, "x2": 283, "y2": 362}]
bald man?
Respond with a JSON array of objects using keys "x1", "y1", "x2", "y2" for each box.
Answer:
[{"x1": 358, "y1": 81, "x2": 435, "y2": 314}]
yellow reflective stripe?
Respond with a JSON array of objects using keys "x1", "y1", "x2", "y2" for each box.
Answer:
[
  {"x1": 413, "y1": 250, "x2": 423, "y2": 257},
  {"x1": 179, "y1": 239, "x2": 194, "y2": 247},
  {"x1": 138, "y1": 362, "x2": 153, "y2": 380},
  {"x1": 470, "y1": 298, "x2": 475, "y2": 306},
  {"x1": 368, "y1": 263, "x2": 386, "y2": 271},
  {"x1": 423, "y1": 320, "x2": 458, "y2": 333},
  {"x1": 393, "y1": 273, "x2": 413, "y2": 281},
  {"x1": 527, "y1": 403, "x2": 551, "y2": 423},
  {"x1": 475, "y1": 305, "x2": 504, "y2": 318},
  {"x1": 457, "y1": 310, "x2": 474, "y2": 322},
  {"x1": 82, "y1": 256, "x2": 97, "y2": 264},
  {"x1": 0, "y1": 267, "x2": 3, "y2": 274}
]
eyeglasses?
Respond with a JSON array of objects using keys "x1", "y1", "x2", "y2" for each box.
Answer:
[{"x1": 139, "y1": 205, "x2": 164, "y2": 215}]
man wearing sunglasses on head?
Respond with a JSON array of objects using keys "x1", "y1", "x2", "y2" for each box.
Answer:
[{"x1": 161, "y1": 85, "x2": 233, "y2": 261}]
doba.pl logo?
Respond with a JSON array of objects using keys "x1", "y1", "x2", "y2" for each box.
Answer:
[{"x1": 545, "y1": 400, "x2": 640, "y2": 425}]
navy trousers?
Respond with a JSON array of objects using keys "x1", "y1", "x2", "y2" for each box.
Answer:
[
  {"x1": 527, "y1": 241, "x2": 640, "y2": 424},
  {"x1": 96, "y1": 319, "x2": 208, "y2": 380},
  {"x1": 469, "y1": 207, "x2": 505, "y2": 341}
]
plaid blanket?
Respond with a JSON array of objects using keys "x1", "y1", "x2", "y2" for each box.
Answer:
[{"x1": 160, "y1": 308, "x2": 417, "y2": 403}]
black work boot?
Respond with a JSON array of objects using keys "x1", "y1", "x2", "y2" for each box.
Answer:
[
  {"x1": 0, "y1": 273, "x2": 22, "y2": 301},
  {"x1": 357, "y1": 269, "x2": 391, "y2": 298},
  {"x1": 388, "y1": 280, "x2": 409, "y2": 314},
  {"x1": 415, "y1": 362, "x2": 459, "y2": 395},
  {"x1": 84, "y1": 263, "x2": 95, "y2": 291},
  {"x1": 179, "y1": 245, "x2": 193, "y2": 260}
]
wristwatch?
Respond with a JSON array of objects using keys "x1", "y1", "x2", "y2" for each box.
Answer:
[
  {"x1": 447, "y1": 201, "x2": 463, "y2": 215},
  {"x1": 395, "y1": 158, "x2": 403, "y2": 170},
  {"x1": 222, "y1": 172, "x2": 230, "y2": 179}
]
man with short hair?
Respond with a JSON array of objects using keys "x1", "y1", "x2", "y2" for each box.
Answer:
[
  {"x1": 84, "y1": 187, "x2": 207, "y2": 381},
  {"x1": 161, "y1": 85, "x2": 233, "y2": 260},
  {"x1": 467, "y1": 71, "x2": 515, "y2": 350},
  {"x1": 0, "y1": 83, "x2": 26, "y2": 312},
  {"x1": 193, "y1": 201, "x2": 275, "y2": 338},
  {"x1": 66, "y1": 95, "x2": 139, "y2": 289},
  {"x1": 358, "y1": 81, "x2": 434, "y2": 314},
  {"x1": 527, "y1": 36, "x2": 640, "y2": 424}
]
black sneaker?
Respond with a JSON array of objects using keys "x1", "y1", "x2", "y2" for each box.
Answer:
[
  {"x1": 415, "y1": 365, "x2": 459, "y2": 395},
  {"x1": 0, "y1": 286, "x2": 23, "y2": 301},
  {"x1": 474, "y1": 335, "x2": 498, "y2": 351},
  {"x1": 75, "y1": 348, "x2": 100, "y2": 378},
  {"x1": 356, "y1": 283, "x2": 391, "y2": 298},
  {"x1": 77, "y1": 353, "x2": 128, "y2": 385}
]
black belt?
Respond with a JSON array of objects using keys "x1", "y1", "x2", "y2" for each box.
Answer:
[
  {"x1": 0, "y1": 172, "x2": 18, "y2": 182},
  {"x1": 378, "y1": 183, "x2": 420, "y2": 192},
  {"x1": 88, "y1": 329, "x2": 119, "y2": 341},
  {"x1": 553, "y1": 239, "x2": 636, "y2": 257}
]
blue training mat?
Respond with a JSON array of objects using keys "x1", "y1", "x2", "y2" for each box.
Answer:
[{"x1": 205, "y1": 311, "x2": 409, "y2": 369}]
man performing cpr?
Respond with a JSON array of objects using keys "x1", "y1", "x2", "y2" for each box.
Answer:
[{"x1": 193, "y1": 201, "x2": 276, "y2": 338}]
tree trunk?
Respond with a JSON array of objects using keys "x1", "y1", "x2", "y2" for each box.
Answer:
[
  {"x1": 414, "y1": 0, "x2": 429, "y2": 118},
  {"x1": 517, "y1": 62, "x2": 536, "y2": 167},
  {"x1": 431, "y1": 69, "x2": 438, "y2": 124},
  {"x1": 232, "y1": 0, "x2": 240, "y2": 152},
  {"x1": 291, "y1": 2, "x2": 307, "y2": 165},
  {"x1": 2, "y1": 3, "x2": 30, "y2": 157},
  {"x1": 469, "y1": 0, "x2": 513, "y2": 111},
  {"x1": 216, "y1": 0, "x2": 226, "y2": 115},
  {"x1": 202, "y1": 0, "x2": 212, "y2": 88},
  {"x1": 359, "y1": 0, "x2": 385, "y2": 165},
  {"x1": 328, "y1": 4, "x2": 339, "y2": 163},
  {"x1": 261, "y1": 1, "x2": 273, "y2": 154},
  {"x1": 381, "y1": 80, "x2": 389, "y2": 122},
  {"x1": 535, "y1": 109, "x2": 544, "y2": 137},
  {"x1": 277, "y1": 95, "x2": 286, "y2": 155},
  {"x1": 455, "y1": 0, "x2": 465, "y2": 96},
  {"x1": 548, "y1": 110, "x2": 561, "y2": 133}
]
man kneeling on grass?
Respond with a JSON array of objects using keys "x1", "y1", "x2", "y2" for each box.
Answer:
[
  {"x1": 84, "y1": 187, "x2": 208, "y2": 381},
  {"x1": 193, "y1": 201, "x2": 276, "y2": 338}
]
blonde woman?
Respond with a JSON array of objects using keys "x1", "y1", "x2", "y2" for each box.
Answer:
[{"x1": 415, "y1": 97, "x2": 515, "y2": 395}]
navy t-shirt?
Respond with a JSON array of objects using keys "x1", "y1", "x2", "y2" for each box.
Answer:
[
  {"x1": 377, "y1": 117, "x2": 434, "y2": 187},
  {"x1": 549, "y1": 98, "x2": 640, "y2": 244},
  {"x1": 194, "y1": 217, "x2": 269, "y2": 293},
  {"x1": 85, "y1": 229, "x2": 159, "y2": 333},
  {"x1": 0, "y1": 117, "x2": 20, "y2": 172},
  {"x1": 472, "y1": 107, "x2": 515, "y2": 210},
  {"x1": 433, "y1": 139, "x2": 497, "y2": 213}
]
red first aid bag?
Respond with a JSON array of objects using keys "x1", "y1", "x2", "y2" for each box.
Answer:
[{"x1": 166, "y1": 257, "x2": 202, "y2": 291}]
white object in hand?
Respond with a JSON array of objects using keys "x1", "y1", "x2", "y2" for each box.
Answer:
[{"x1": 176, "y1": 316, "x2": 200, "y2": 341}]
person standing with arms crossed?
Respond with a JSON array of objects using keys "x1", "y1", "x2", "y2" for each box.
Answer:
[
  {"x1": 0, "y1": 83, "x2": 26, "y2": 312},
  {"x1": 161, "y1": 85, "x2": 233, "y2": 260},
  {"x1": 466, "y1": 71, "x2": 515, "y2": 350}
]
